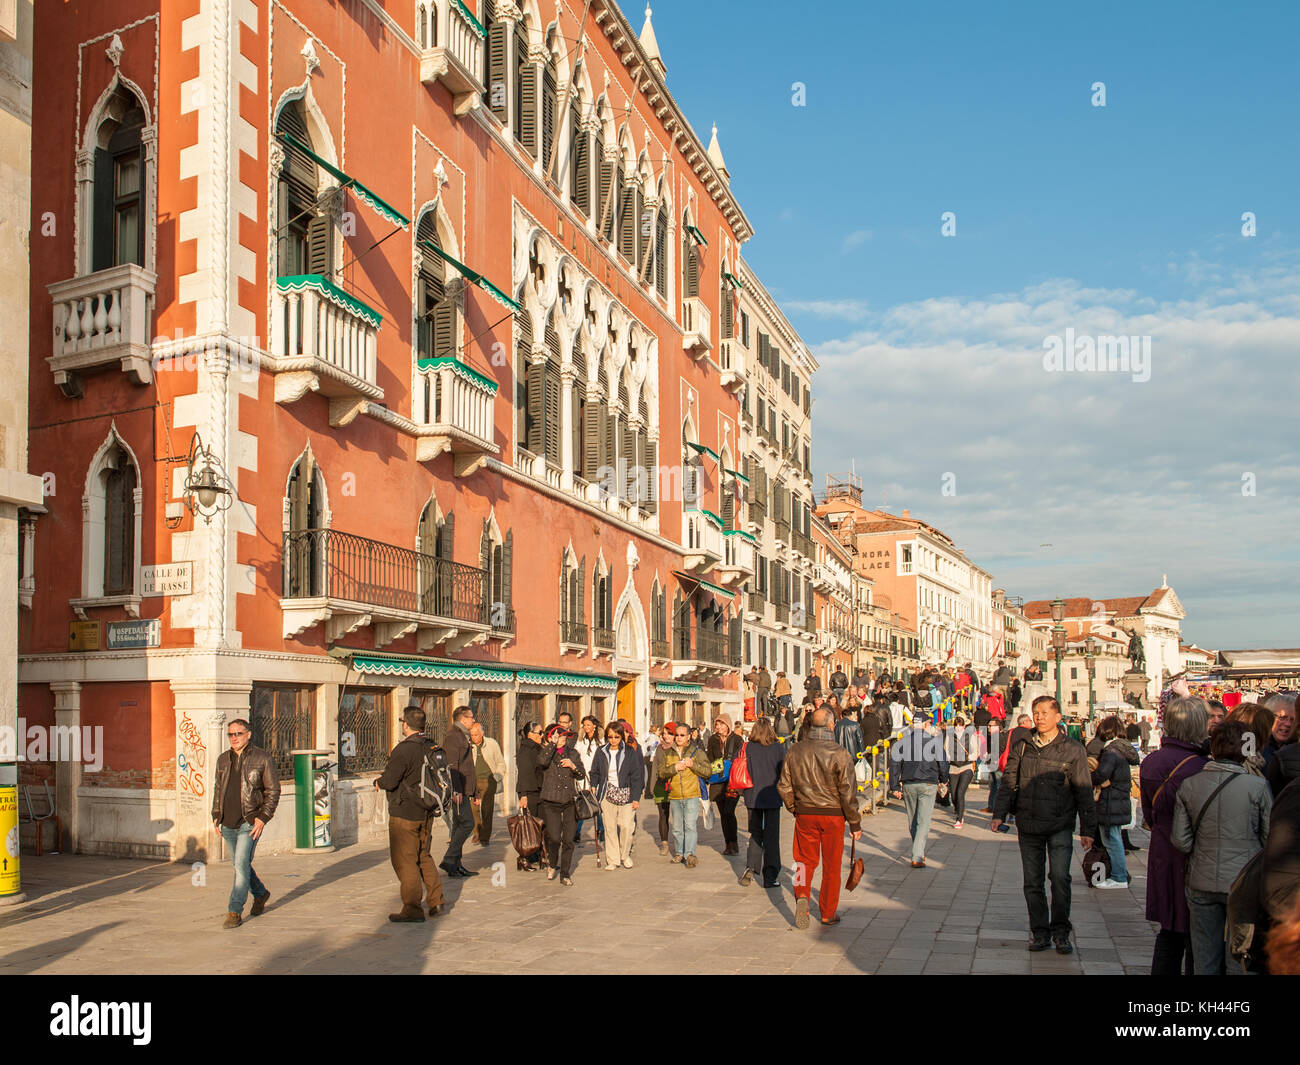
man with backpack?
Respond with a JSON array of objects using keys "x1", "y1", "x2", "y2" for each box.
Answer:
[
  {"x1": 991, "y1": 696, "x2": 1097, "y2": 954},
  {"x1": 375, "y1": 705, "x2": 446, "y2": 922}
]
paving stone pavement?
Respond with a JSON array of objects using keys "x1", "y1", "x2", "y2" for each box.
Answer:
[{"x1": 0, "y1": 787, "x2": 1156, "y2": 975}]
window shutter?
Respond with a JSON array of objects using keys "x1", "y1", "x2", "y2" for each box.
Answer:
[
  {"x1": 620, "y1": 422, "x2": 635, "y2": 499},
  {"x1": 438, "y1": 513, "x2": 454, "y2": 559},
  {"x1": 598, "y1": 141, "x2": 612, "y2": 240},
  {"x1": 479, "y1": 520, "x2": 491, "y2": 571},
  {"x1": 583, "y1": 398, "x2": 603, "y2": 479},
  {"x1": 559, "y1": 557, "x2": 569, "y2": 626},
  {"x1": 604, "y1": 408, "x2": 618, "y2": 479},
  {"x1": 103, "y1": 457, "x2": 136, "y2": 596},
  {"x1": 644, "y1": 437, "x2": 657, "y2": 514},
  {"x1": 543, "y1": 362, "x2": 562, "y2": 466},
  {"x1": 617, "y1": 171, "x2": 633, "y2": 261},
  {"x1": 683, "y1": 234, "x2": 698, "y2": 297},
  {"x1": 767, "y1": 559, "x2": 778, "y2": 604},
  {"x1": 655, "y1": 210, "x2": 667, "y2": 296},
  {"x1": 502, "y1": 530, "x2": 513, "y2": 610},
  {"x1": 721, "y1": 483, "x2": 734, "y2": 529},
  {"x1": 525, "y1": 358, "x2": 545, "y2": 453},
  {"x1": 487, "y1": 10, "x2": 508, "y2": 120},
  {"x1": 720, "y1": 280, "x2": 733, "y2": 338},
  {"x1": 306, "y1": 210, "x2": 333, "y2": 276},
  {"x1": 572, "y1": 106, "x2": 588, "y2": 213},
  {"x1": 541, "y1": 61, "x2": 557, "y2": 172},
  {"x1": 433, "y1": 290, "x2": 455, "y2": 360},
  {"x1": 729, "y1": 615, "x2": 741, "y2": 663},
  {"x1": 515, "y1": 31, "x2": 536, "y2": 157},
  {"x1": 605, "y1": 576, "x2": 613, "y2": 629},
  {"x1": 634, "y1": 185, "x2": 646, "y2": 277},
  {"x1": 92, "y1": 148, "x2": 115, "y2": 273},
  {"x1": 577, "y1": 556, "x2": 586, "y2": 623}
]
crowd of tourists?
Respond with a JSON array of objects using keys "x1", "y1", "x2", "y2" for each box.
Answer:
[{"x1": 210, "y1": 665, "x2": 1300, "y2": 975}]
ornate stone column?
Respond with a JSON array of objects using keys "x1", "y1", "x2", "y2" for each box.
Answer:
[{"x1": 49, "y1": 681, "x2": 82, "y2": 853}]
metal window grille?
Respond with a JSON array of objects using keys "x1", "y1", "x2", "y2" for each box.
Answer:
[
  {"x1": 338, "y1": 690, "x2": 390, "y2": 775},
  {"x1": 249, "y1": 685, "x2": 316, "y2": 780}
]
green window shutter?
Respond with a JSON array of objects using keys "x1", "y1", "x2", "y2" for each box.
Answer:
[
  {"x1": 541, "y1": 61, "x2": 557, "y2": 171},
  {"x1": 543, "y1": 362, "x2": 562, "y2": 466},
  {"x1": 502, "y1": 530, "x2": 513, "y2": 610},
  {"x1": 525, "y1": 358, "x2": 545, "y2": 453},
  {"x1": 604, "y1": 407, "x2": 618, "y2": 478},
  {"x1": 306, "y1": 210, "x2": 333, "y2": 276},
  {"x1": 583, "y1": 398, "x2": 603, "y2": 479},
  {"x1": 620, "y1": 421, "x2": 635, "y2": 499},
  {"x1": 515, "y1": 31, "x2": 536, "y2": 157},
  {"x1": 655, "y1": 210, "x2": 667, "y2": 296},
  {"x1": 617, "y1": 172, "x2": 633, "y2": 261},
  {"x1": 92, "y1": 148, "x2": 115, "y2": 273},
  {"x1": 597, "y1": 139, "x2": 612, "y2": 239},
  {"x1": 572, "y1": 107, "x2": 588, "y2": 213},
  {"x1": 515, "y1": 312, "x2": 532, "y2": 446},
  {"x1": 644, "y1": 437, "x2": 657, "y2": 513},
  {"x1": 487, "y1": 13, "x2": 508, "y2": 119},
  {"x1": 634, "y1": 185, "x2": 646, "y2": 277}
]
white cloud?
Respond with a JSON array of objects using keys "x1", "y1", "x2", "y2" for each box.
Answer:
[
  {"x1": 805, "y1": 269, "x2": 1300, "y2": 647},
  {"x1": 841, "y1": 229, "x2": 873, "y2": 252}
]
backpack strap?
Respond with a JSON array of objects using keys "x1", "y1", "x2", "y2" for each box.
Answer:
[{"x1": 1190, "y1": 772, "x2": 1241, "y2": 842}]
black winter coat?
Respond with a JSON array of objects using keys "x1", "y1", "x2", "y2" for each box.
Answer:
[
  {"x1": 537, "y1": 741, "x2": 587, "y2": 804},
  {"x1": 442, "y1": 723, "x2": 477, "y2": 798},
  {"x1": 516, "y1": 736, "x2": 544, "y2": 801},
  {"x1": 1092, "y1": 738, "x2": 1138, "y2": 827},
  {"x1": 993, "y1": 730, "x2": 1097, "y2": 838},
  {"x1": 1265, "y1": 742, "x2": 1300, "y2": 799},
  {"x1": 1262, "y1": 778, "x2": 1300, "y2": 923},
  {"x1": 742, "y1": 740, "x2": 786, "y2": 809},
  {"x1": 376, "y1": 733, "x2": 438, "y2": 821},
  {"x1": 860, "y1": 712, "x2": 882, "y2": 747}
]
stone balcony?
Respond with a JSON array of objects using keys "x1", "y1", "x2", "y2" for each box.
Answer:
[
  {"x1": 681, "y1": 510, "x2": 723, "y2": 572},
  {"x1": 417, "y1": 0, "x2": 486, "y2": 116},
  {"x1": 714, "y1": 530, "x2": 756, "y2": 586},
  {"x1": 719, "y1": 339, "x2": 744, "y2": 393},
  {"x1": 682, "y1": 297, "x2": 711, "y2": 358},
  {"x1": 414, "y1": 356, "x2": 499, "y2": 477},
  {"x1": 271, "y1": 275, "x2": 383, "y2": 424},
  {"x1": 47, "y1": 263, "x2": 157, "y2": 397}
]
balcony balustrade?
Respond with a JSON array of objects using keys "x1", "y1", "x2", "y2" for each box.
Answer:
[
  {"x1": 47, "y1": 263, "x2": 157, "y2": 396},
  {"x1": 414, "y1": 355, "x2": 499, "y2": 476},
  {"x1": 418, "y1": 0, "x2": 486, "y2": 115},
  {"x1": 682, "y1": 297, "x2": 711, "y2": 358}
]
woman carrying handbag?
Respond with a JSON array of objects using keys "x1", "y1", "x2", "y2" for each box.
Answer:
[
  {"x1": 707, "y1": 715, "x2": 744, "y2": 855},
  {"x1": 589, "y1": 722, "x2": 646, "y2": 870},
  {"x1": 537, "y1": 723, "x2": 588, "y2": 885},
  {"x1": 513, "y1": 721, "x2": 546, "y2": 871}
]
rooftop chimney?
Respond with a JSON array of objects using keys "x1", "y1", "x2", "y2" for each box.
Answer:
[{"x1": 901, "y1": 509, "x2": 910, "y2": 519}]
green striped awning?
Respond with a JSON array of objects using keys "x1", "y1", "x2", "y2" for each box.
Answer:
[
  {"x1": 349, "y1": 653, "x2": 513, "y2": 682},
  {"x1": 685, "y1": 440, "x2": 719, "y2": 461},
  {"x1": 517, "y1": 668, "x2": 617, "y2": 691},
  {"x1": 415, "y1": 354, "x2": 499, "y2": 395},
  {"x1": 723, "y1": 528, "x2": 757, "y2": 543},
  {"x1": 673, "y1": 571, "x2": 736, "y2": 599},
  {"x1": 722, "y1": 269, "x2": 745, "y2": 290},
  {"x1": 452, "y1": 0, "x2": 485, "y2": 37},
  {"x1": 420, "y1": 239, "x2": 522, "y2": 312},
  {"x1": 684, "y1": 224, "x2": 708, "y2": 248},
  {"x1": 654, "y1": 682, "x2": 702, "y2": 696},
  {"x1": 276, "y1": 131, "x2": 410, "y2": 229},
  {"x1": 723, "y1": 466, "x2": 749, "y2": 483},
  {"x1": 275, "y1": 274, "x2": 382, "y2": 329},
  {"x1": 700, "y1": 509, "x2": 724, "y2": 529}
]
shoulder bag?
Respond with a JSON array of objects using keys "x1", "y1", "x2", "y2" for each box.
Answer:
[{"x1": 845, "y1": 838, "x2": 864, "y2": 892}]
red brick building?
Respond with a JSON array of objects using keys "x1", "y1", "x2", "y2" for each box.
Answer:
[{"x1": 21, "y1": 0, "x2": 752, "y2": 857}]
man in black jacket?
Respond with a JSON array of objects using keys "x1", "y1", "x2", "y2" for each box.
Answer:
[
  {"x1": 439, "y1": 705, "x2": 478, "y2": 878},
  {"x1": 212, "y1": 718, "x2": 280, "y2": 929},
  {"x1": 991, "y1": 696, "x2": 1097, "y2": 954},
  {"x1": 375, "y1": 706, "x2": 445, "y2": 921}
]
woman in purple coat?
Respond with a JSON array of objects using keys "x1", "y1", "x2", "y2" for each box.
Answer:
[{"x1": 1138, "y1": 697, "x2": 1210, "y2": 976}]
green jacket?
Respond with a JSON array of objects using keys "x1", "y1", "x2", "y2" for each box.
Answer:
[{"x1": 657, "y1": 743, "x2": 711, "y2": 800}]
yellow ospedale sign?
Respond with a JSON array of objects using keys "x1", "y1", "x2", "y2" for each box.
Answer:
[{"x1": 0, "y1": 784, "x2": 19, "y2": 898}]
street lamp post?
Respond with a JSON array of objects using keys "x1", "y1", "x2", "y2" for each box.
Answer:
[
  {"x1": 1085, "y1": 635, "x2": 1098, "y2": 728},
  {"x1": 1050, "y1": 598, "x2": 1066, "y2": 708}
]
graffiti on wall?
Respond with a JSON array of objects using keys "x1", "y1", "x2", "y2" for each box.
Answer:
[{"x1": 176, "y1": 712, "x2": 207, "y2": 817}]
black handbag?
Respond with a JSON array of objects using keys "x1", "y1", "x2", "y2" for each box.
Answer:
[{"x1": 575, "y1": 786, "x2": 600, "y2": 820}]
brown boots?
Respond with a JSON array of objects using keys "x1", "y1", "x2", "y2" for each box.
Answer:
[
  {"x1": 250, "y1": 892, "x2": 270, "y2": 917},
  {"x1": 388, "y1": 905, "x2": 426, "y2": 923},
  {"x1": 223, "y1": 912, "x2": 241, "y2": 929}
]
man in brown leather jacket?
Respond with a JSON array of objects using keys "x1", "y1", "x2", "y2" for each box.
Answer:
[
  {"x1": 211, "y1": 718, "x2": 280, "y2": 929},
  {"x1": 778, "y1": 707, "x2": 862, "y2": 929}
]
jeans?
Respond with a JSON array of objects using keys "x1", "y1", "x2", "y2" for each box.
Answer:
[
  {"x1": 442, "y1": 794, "x2": 476, "y2": 865},
  {"x1": 389, "y1": 815, "x2": 444, "y2": 910},
  {"x1": 715, "y1": 794, "x2": 739, "y2": 845},
  {"x1": 950, "y1": 770, "x2": 972, "y2": 821},
  {"x1": 901, "y1": 782, "x2": 938, "y2": 861},
  {"x1": 746, "y1": 806, "x2": 782, "y2": 885},
  {"x1": 670, "y1": 797, "x2": 700, "y2": 857},
  {"x1": 1018, "y1": 827, "x2": 1074, "y2": 941},
  {"x1": 1151, "y1": 928, "x2": 1195, "y2": 976},
  {"x1": 1100, "y1": 823, "x2": 1128, "y2": 884},
  {"x1": 988, "y1": 769, "x2": 1003, "y2": 812},
  {"x1": 793, "y1": 814, "x2": 846, "y2": 921},
  {"x1": 540, "y1": 800, "x2": 577, "y2": 876},
  {"x1": 1187, "y1": 888, "x2": 1234, "y2": 976},
  {"x1": 220, "y1": 822, "x2": 269, "y2": 915},
  {"x1": 574, "y1": 809, "x2": 605, "y2": 845}
]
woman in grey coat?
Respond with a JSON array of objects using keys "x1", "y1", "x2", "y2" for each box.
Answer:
[{"x1": 1172, "y1": 720, "x2": 1272, "y2": 975}]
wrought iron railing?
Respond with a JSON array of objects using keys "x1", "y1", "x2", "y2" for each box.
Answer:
[
  {"x1": 337, "y1": 693, "x2": 389, "y2": 775},
  {"x1": 673, "y1": 623, "x2": 692, "y2": 659},
  {"x1": 593, "y1": 626, "x2": 615, "y2": 651},
  {"x1": 651, "y1": 637, "x2": 670, "y2": 660},
  {"x1": 561, "y1": 620, "x2": 588, "y2": 646},
  {"x1": 282, "y1": 527, "x2": 488, "y2": 625},
  {"x1": 490, "y1": 605, "x2": 516, "y2": 635},
  {"x1": 696, "y1": 628, "x2": 728, "y2": 666},
  {"x1": 747, "y1": 591, "x2": 765, "y2": 614}
]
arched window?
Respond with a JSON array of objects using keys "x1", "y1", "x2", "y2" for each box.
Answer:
[
  {"x1": 570, "y1": 98, "x2": 588, "y2": 213},
  {"x1": 596, "y1": 117, "x2": 612, "y2": 240},
  {"x1": 418, "y1": 500, "x2": 454, "y2": 617},
  {"x1": 92, "y1": 86, "x2": 146, "y2": 271},
  {"x1": 416, "y1": 209, "x2": 456, "y2": 374},
  {"x1": 286, "y1": 451, "x2": 324, "y2": 597},
  {"x1": 276, "y1": 100, "x2": 332, "y2": 277},
  {"x1": 514, "y1": 18, "x2": 537, "y2": 157},
  {"x1": 515, "y1": 309, "x2": 533, "y2": 454},
  {"x1": 480, "y1": 520, "x2": 514, "y2": 632},
  {"x1": 560, "y1": 550, "x2": 586, "y2": 644},
  {"x1": 682, "y1": 212, "x2": 699, "y2": 298},
  {"x1": 572, "y1": 350, "x2": 587, "y2": 478},
  {"x1": 101, "y1": 444, "x2": 137, "y2": 596},
  {"x1": 720, "y1": 264, "x2": 735, "y2": 339},
  {"x1": 617, "y1": 164, "x2": 634, "y2": 262}
]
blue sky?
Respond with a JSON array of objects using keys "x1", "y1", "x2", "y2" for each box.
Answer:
[{"x1": 651, "y1": 0, "x2": 1300, "y2": 649}]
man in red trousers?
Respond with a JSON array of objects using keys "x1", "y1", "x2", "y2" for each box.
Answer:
[{"x1": 778, "y1": 706, "x2": 862, "y2": 928}]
